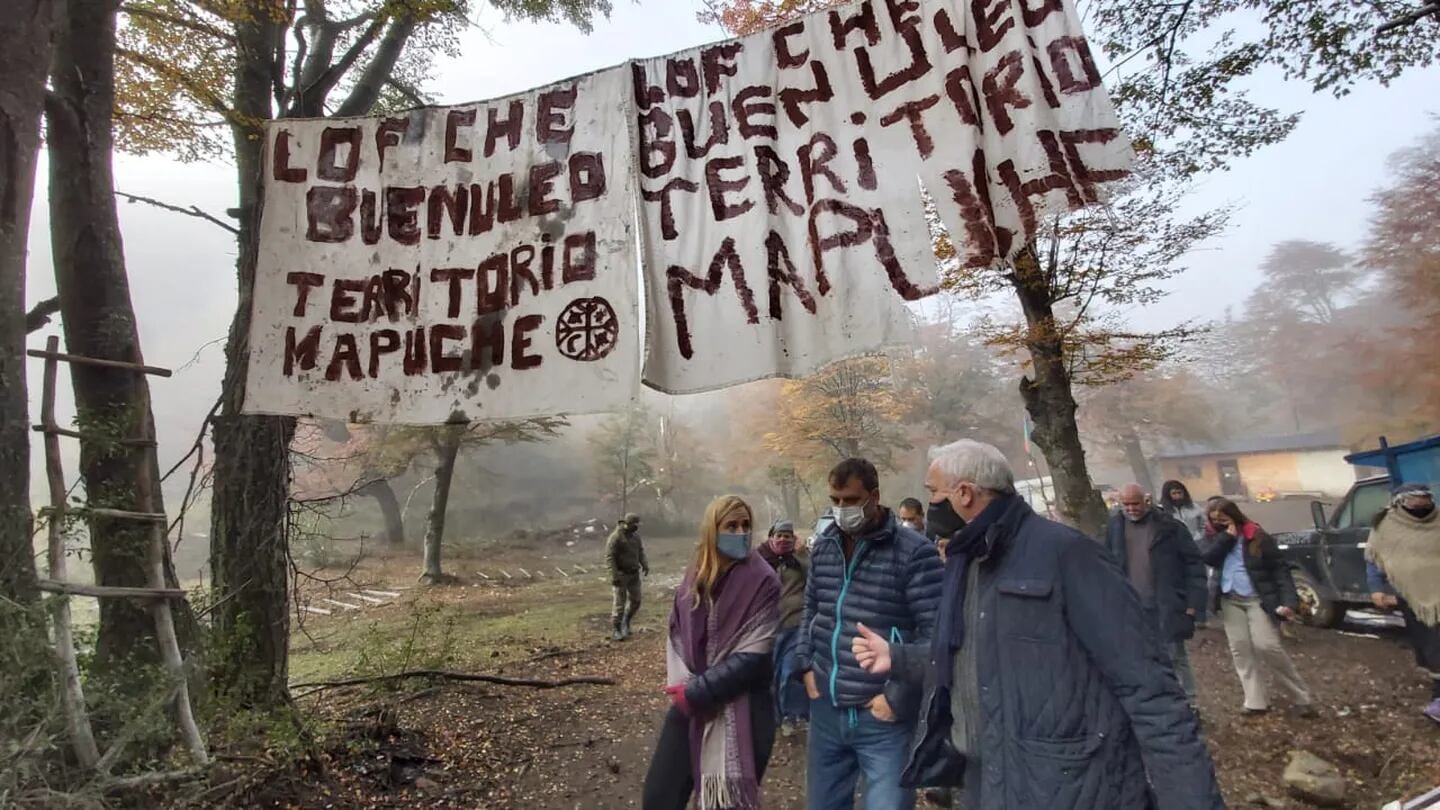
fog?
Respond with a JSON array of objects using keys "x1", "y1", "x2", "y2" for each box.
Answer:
[{"x1": 19, "y1": 0, "x2": 1440, "y2": 578}]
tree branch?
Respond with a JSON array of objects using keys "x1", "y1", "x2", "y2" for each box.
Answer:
[
  {"x1": 271, "y1": 0, "x2": 293, "y2": 109},
  {"x1": 25, "y1": 297, "x2": 61, "y2": 334},
  {"x1": 290, "y1": 670, "x2": 617, "y2": 697},
  {"x1": 332, "y1": 9, "x2": 380, "y2": 29},
  {"x1": 336, "y1": 14, "x2": 419, "y2": 116},
  {"x1": 1156, "y1": 0, "x2": 1194, "y2": 110},
  {"x1": 293, "y1": 6, "x2": 338, "y2": 111},
  {"x1": 115, "y1": 46, "x2": 236, "y2": 118},
  {"x1": 284, "y1": 17, "x2": 310, "y2": 112},
  {"x1": 385, "y1": 76, "x2": 428, "y2": 107},
  {"x1": 115, "y1": 190, "x2": 239, "y2": 234},
  {"x1": 120, "y1": 4, "x2": 235, "y2": 43},
  {"x1": 1377, "y1": 1, "x2": 1440, "y2": 33},
  {"x1": 293, "y1": 12, "x2": 386, "y2": 117}
]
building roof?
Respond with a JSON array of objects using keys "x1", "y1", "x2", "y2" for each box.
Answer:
[
  {"x1": 1346, "y1": 434, "x2": 1440, "y2": 467},
  {"x1": 1152, "y1": 430, "x2": 1347, "y2": 461}
]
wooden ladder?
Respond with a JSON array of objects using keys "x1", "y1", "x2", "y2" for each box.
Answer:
[{"x1": 29, "y1": 335, "x2": 207, "y2": 771}]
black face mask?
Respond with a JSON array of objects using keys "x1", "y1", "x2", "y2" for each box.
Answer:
[
  {"x1": 926, "y1": 498, "x2": 966, "y2": 540},
  {"x1": 1403, "y1": 504, "x2": 1435, "y2": 519}
]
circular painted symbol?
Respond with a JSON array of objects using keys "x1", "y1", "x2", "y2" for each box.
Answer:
[{"x1": 556, "y1": 296, "x2": 620, "y2": 362}]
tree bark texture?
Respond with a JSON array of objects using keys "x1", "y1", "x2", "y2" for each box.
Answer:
[
  {"x1": 781, "y1": 478, "x2": 801, "y2": 524},
  {"x1": 46, "y1": 0, "x2": 194, "y2": 666},
  {"x1": 421, "y1": 431, "x2": 460, "y2": 583},
  {"x1": 209, "y1": 6, "x2": 292, "y2": 708},
  {"x1": 358, "y1": 479, "x2": 405, "y2": 547},
  {"x1": 1011, "y1": 249, "x2": 1109, "y2": 538},
  {"x1": 1121, "y1": 430, "x2": 1155, "y2": 495},
  {"x1": 211, "y1": 0, "x2": 427, "y2": 706},
  {"x1": 0, "y1": 0, "x2": 52, "y2": 614}
]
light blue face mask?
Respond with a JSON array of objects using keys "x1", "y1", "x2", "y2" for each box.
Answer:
[{"x1": 716, "y1": 532, "x2": 751, "y2": 561}]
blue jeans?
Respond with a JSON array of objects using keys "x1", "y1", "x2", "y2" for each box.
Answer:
[
  {"x1": 806, "y1": 696, "x2": 916, "y2": 810},
  {"x1": 773, "y1": 627, "x2": 810, "y2": 721}
]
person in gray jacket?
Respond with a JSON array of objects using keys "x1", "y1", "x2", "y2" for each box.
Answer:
[{"x1": 852, "y1": 440, "x2": 1222, "y2": 810}]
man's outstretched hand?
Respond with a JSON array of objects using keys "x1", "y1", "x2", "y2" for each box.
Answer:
[{"x1": 852, "y1": 623, "x2": 893, "y2": 676}]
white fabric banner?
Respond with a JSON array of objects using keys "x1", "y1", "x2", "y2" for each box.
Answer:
[
  {"x1": 242, "y1": 68, "x2": 640, "y2": 424},
  {"x1": 636, "y1": 0, "x2": 1132, "y2": 393}
]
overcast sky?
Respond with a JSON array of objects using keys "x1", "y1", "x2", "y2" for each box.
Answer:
[{"x1": 22, "y1": 0, "x2": 1440, "y2": 496}]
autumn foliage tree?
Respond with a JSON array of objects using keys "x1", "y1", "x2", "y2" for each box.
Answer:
[
  {"x1": 651, "y1": 412, "x2": 721, "y2": 526},
  {"x1": 382, "y1": 418, "x2": 566, "y2": 584},
  {"x1": 590, "y1": 403, "x2": 659, "y2": 516},
  {"x1": 1078, "y1": 367, "x2": 1219, "y2": 493},
  {"x1": 764, "y1": 357, "x2": 914, "y2": 475},
  {"x1": 1361, "y1": 127, "x2": 1440, "y2": 434},
  {"x1": 702, "y1": 0, "x2": 1253, "y2": 533},
  {"x1": 897, "y1": 306, "x2": 1027, "y2": 461},
  {"x1": 116, "y1": 0, "x2": 613, "y2": 708},
  {"x1": 47, "y1": 0, "x2": 197, "y2": 669}
]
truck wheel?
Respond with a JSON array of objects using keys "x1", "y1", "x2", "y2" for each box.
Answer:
[{"x1": 1293, "y1": 570, "x2": 1342, "y2": 628}]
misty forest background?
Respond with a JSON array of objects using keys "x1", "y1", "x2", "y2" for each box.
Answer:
[{"x1": 1, "y1": 0, "x2": 1438, "y2": 802}]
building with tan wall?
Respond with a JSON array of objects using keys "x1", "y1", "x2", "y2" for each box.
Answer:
[{"x1": 1153, "y1": 431, "x2": 1365, "y2": 501}]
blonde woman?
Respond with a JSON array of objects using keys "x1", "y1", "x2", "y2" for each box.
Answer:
[{"x1": 643, "y1": 495, "x2": 781, "y2": 810}]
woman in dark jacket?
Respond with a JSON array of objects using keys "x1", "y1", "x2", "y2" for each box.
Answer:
[
  {"x1": 1201, "y1": 499, "x2": 1316, "y2": 715},
  {"x1": 643, "y1": 495, "x2": 781, "y2": 810}
]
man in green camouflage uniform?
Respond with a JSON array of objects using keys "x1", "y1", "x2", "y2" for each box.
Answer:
[{"x1": 605, "y1": 513, "x2": 648, "y2": 641}]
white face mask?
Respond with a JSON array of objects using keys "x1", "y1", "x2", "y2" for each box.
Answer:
[{"x1": 835, "y1": 499, "x2": 870, "y2": 534}]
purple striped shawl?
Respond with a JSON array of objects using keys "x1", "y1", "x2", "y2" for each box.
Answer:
[{"x1": 666, "y1": 552, "x2": 780, "y2": 810}]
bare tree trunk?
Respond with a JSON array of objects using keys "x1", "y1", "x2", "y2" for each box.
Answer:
[
  {"x1": 420, "y1": 430, "x2": 460, "y2": 585},
  {"x1": 620, "y1": 441, "x2": 630, "y2": 515},
  {"x1": 209, "y1": 4, "x2": 292, "y2": 709},
  {"x1": 46, "y1": 0, "x2": 196, "y2": 667},
  {"x1": 0, "y1": 0, "x2": 52, "y2": 616},
  {"x1": 358, "y1": 479, "x2": 405, "y2": 547},
  {"x1": 0, "y1": 0, "x2": 56, "y2": 749},
  {"x1": 210, "y1": 0, "x2": 428, "y2": 707},
  {"x1": 1121, "y1": 430, "x2": 1155, "y2": 494},
  {"x1": 1011, "y1": 249, "x2": 1109, "y2": 538},
  {"x1": 781, "y1": 476, "x2": 801, "y2": 523}
]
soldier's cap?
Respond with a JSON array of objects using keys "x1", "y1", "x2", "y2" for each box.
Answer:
[
  {"x1": 623, "y1": 513, "x2": 641, "y2": 525},
  {"x1": 770, "y1": 520, "x2": 795, "y2": 536}
]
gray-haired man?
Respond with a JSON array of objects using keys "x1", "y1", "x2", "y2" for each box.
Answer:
[{"x1": 852, "y1": 439, "x2": 1222, "y2": 809}]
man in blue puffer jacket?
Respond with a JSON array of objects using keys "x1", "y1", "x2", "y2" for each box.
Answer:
[{"x1": 797, "y1": 458, "x2": 944, "y2": 810}]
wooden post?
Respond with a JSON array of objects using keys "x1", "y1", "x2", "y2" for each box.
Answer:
[
  {"x1": 31, "y1": 337, "x2": 206, "y2": 767},
  {"x1": 129, "y1": 402, "x2": 207, "y2": 765},
  {"x1": 41, "y1": 335, "x2": 100, "y2": 769},
  {"x1": 145, "y1": 514, "x2": 208, "y2": 765}
]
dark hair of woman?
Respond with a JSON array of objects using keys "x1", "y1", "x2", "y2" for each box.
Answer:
[
  {"x1": 1160, "y1": 480, "x2": 1194, "y2": 510},
  {"x1": 1208, "y1": 498, "x2": 1263, "y2": 557}
]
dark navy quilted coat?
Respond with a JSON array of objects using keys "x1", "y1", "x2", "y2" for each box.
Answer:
[
  {"x1": 892, "y1": 497, "x2": 1223, "y2": 809},
  {"x1": 795, "y1": 510, "x2": 943, "y2": 710}
]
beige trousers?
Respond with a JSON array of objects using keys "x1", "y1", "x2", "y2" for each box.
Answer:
[{"x1": 1221, "y1": 594, "x2": 1313, "y2": 710}]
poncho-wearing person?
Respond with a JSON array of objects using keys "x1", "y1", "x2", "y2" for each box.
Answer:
[{"x1": 1367, "y1": 483, "x2": 1440, "y2": 724}]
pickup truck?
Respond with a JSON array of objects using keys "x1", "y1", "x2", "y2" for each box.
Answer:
[
  {"x1": 1278, "y1": 433, "x2": 1440, "y2": 626},
  {"x1": 1275, "y1": 474, "x2": 1394, "y2": 627}
]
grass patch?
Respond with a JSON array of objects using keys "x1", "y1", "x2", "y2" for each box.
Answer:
[
  {"x1": 289, "y1": 576, "x2": 616, "y2": 685},
  {"x1": 287, "y1": 533, "x2": 698, "y2": 686}
]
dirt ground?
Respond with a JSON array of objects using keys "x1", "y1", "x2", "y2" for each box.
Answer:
[{"x1": 193, "y1": 534, "x2": 1439, "y2": 809}]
